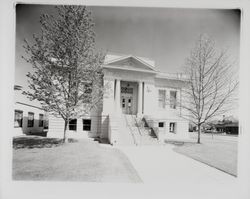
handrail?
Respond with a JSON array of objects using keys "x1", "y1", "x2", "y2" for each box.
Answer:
[
  {"x1": 132, "y1": 115, "x2": 142, "y2": 136},
  {"x1": 143, "y1": 116, "x2": 159, "y2": 141},
  {"x1": 124, "y1": 114, "x2": 138, "y2": 146}
]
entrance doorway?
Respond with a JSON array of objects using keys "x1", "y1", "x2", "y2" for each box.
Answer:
[
  {"x1": 121, "y1": 81, "x2": 137, "y2": 115},
  {"x1": 121, "y1": 96, "x2": 133, "y2": 114}
]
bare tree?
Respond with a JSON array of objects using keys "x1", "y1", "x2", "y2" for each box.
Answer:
[
  {"x1": 181, "y1": 34, "x2": 238, "y2": 143},
  {"x1": 22, "y1": 5, "x2": 105, "y2": 142}
]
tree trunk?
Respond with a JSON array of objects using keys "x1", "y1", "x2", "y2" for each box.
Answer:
[
  {"x1": 197, "y1": 124, "x2": 201, "y2": 144},
  {"x1": 63, "y1": 118, "x2": 69, "y2": 143}
]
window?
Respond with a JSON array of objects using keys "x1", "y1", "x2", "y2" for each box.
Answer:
[
  {"x1": 170, "y1": 91, "x2": 177, "y2": 109},
  {"x1": 69, "y1": 119, "x2": 77, "y2": 131},
  {"x1": 158, "y1": 122, "x2": 164, "y2": 128},
  {"x1": 39, "y1": 114, "x2": 44, "y2": 127},
  {"x1": 158, "y1": 90, "x2": 166, "y2": 108},
  {"x1": 83, "y1": 119, "x2": 91, "y2": 131},
  {"x1": 169, "y1": 123, "x2": 176, "y2": 133},
  {"x1": 121, "y1": 87, "x2": 133, "y2": 94},
  {"x1": 122, "y1": 98, "x2": 125, "y2": 108},
  {"x1": 14, "y1": 110, "x2": 23, "y2": 127},
  {"x1": 27, "y1": 112, "x2": 34, "y2": 127}
]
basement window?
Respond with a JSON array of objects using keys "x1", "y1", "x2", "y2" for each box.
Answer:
[
  {"x1": 169, "y1": 122, "x2": 176, "y2": 133},
  {"x1": 83, "y1": 119, "x2": 91, "y2": 131},
  {"x1": 158, "y1": 122, "x2": 164, "y2": 128}
]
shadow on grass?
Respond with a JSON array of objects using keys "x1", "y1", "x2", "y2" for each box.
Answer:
[
  {"x1": 13, "y1": 136, "x2": 77, "y2": 149},
  {"x1": 165, "y1": 140, "x2": 196, "y2": 146}
]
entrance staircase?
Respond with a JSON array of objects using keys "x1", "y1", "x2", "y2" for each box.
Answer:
[{"x1": 122, "y1": 114, "x2": 159, "y2": 146}]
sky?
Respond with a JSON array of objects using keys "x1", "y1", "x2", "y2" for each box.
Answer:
[{"x1": 15, "y1": 4, "x2": 240, "y2": 116}]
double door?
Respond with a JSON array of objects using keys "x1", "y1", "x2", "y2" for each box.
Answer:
[{"x1": 121, "y1": 95, "x2": 133, "y2": 114}]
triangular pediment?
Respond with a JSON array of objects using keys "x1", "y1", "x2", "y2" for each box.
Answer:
[{"x1": 104, "y1": 55, "x2": 156, "y2": 72}]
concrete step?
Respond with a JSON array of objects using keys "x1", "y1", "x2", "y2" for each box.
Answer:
[{"x1": 123, "y1": 114, "x2": 159, "y2": 146}]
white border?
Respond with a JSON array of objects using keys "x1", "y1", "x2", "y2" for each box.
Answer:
[{"x1": 1, "y1": 1, "x2": 250, "y2": 199}]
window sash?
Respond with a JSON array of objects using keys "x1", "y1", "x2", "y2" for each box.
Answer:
[
  {"x1": 14, "y1": 110, "x2": 23, "y2": 127},
  {"x1": 69, "y1": 119, "x2": 77, "y2": 131},
  {"x1": 158, "y1": 90, "x2": 166, "y2": 108},
  {"x1": 170, "y1": 91, "x2": 177, "y2": 109},
  {"x1": 28, "y1": 112, "x2": 34, "y2": 127},
  {"x1": 39, "y1": 114, "x2": 44, "y2": 127},
  {"x1": 169, "y1": 123, "x2": 176, "y2": 133},
  {"x1": 83, "y1": 119, "x2": 91, "y2": 131}
]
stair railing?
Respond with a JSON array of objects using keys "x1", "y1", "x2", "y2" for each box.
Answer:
[
  {"x1": 124, "y1": 114, "x2": 138, "y2": 146},
  {"x1": 132, "y1": 115, "x2": 142, "y2": 136}
]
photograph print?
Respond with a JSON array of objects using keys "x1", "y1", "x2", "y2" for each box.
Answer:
[{"x1": 14, "y1": 4, "x2": 240, "y2": 184}]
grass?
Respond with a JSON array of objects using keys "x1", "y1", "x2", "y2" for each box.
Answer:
[
  {"x1": 13, "y1": 136, "x2": 142, "y2": 183},
  {"x1": 13, "y1": 136, "x2": 65, "y2": 149},
  {"x1": 173, "y1": 133, "x2": 238, "y2": 176}
]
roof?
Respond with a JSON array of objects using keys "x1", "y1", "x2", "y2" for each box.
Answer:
[
  {"x1": 14, "y1": 86, "x2": 43, "y2": 109},
  {"x1": 105, "y1": 54, "x2": 155, "y2": 67},
  {"x1": 104, "y1": 53, "x2": 188, "y2": 81},
  {"x1": 155, "y1": 72, "x2": 188, "y2": 81},
  {"x1": 15, "y1": 102, "x2": 44, "y2": 110},
  {"x1": 216, "y1": 122, "x2": 239, "y2": 128}
]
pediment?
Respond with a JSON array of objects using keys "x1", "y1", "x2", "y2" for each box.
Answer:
[{"x1": 104, "y1": 56, "x2": 156, "y2": 72}]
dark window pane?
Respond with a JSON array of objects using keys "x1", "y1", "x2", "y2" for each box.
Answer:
[
  {"x1": 69, "y1": 119, "x2": 77, "y2": 131},
  {"x1": 158, "y1": 122, "x2": 164, "y2": 128},
  {"x1": 39, "y1": 114, "x2": 44, "y2": 127},
  {"x1": 83, "y1": 119, "x2": 91, "y2": 131},
  {"x1": 14, "y1": 110, "x2": 23, "y2": 127},
  {"x1": 28, "y1": 112, "x2": 34, "y2": 127}
]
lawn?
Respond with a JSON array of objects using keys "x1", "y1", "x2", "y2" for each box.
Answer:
[
  {"x1": 173, "y1": 133, "x2": 238, "y2": 176},
  {"x1": 13, "y1": 136, "x2": 142, "y2": 183}
]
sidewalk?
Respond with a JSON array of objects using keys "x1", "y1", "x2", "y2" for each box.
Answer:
[{"x1": 117, "y1": 145, "x2": 236, "y2": 184}]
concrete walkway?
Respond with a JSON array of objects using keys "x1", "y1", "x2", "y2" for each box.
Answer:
[
  {"x1": 117, "y1": 144, "x2": 236, "y2": 184},
  {"x1": 116, "y1": 145, "x2": 239, "y2": 198}
]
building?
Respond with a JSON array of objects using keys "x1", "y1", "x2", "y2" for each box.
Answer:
[
  {"x1": 215, "y1": 123, "x2": 239, "y2": 135},
  {"x1": 48, "y1": 54, "x2": 190, "y2": 145},
  {"x1": 215, "y1": 115, "x2": 239, "y2": 135},
  {"x1": 14, "y1": 85, "x2": 47, "y2": 136}
]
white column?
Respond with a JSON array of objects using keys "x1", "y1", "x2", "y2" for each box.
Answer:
[
  {"x1": 137, "y1": 81, "x2": 143, "y2": 116},
  {"x1": 115, "y1": 79, "x2": 121, "y2": 114},
  {"x1": 76, "y1": 118, "x2": 82, "y2": 133},
  {"x1": 102, "y1": 78, "x2": 115, "y2": 114}
]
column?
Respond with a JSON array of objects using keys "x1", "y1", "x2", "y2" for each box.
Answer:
[
  {"x1": 137, "y1": 81, "x2": 143, "y2": 116},
  {"x1": 115, "y1": 79, "x2": 121, "y2": 114},
  {"x1": 102, "y1": 78, "x2": 115, "y2": 114}
]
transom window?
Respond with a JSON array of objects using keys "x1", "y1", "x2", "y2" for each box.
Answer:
[
  {"x1": 121, "y1": 87, "x2": 133, "y2": 94},
  {"x1": 28, "y1": 112, "x2": 34, "y2": 127},
  {"x1": 158, "y1": 90, "x2": 166, "y2": 108},
  {"x1": 14, "y1": 110, "x2": 23, "y2": 127},
  {"x1": 83, "y1": 119, "x2": 91, "y2": 131}
]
